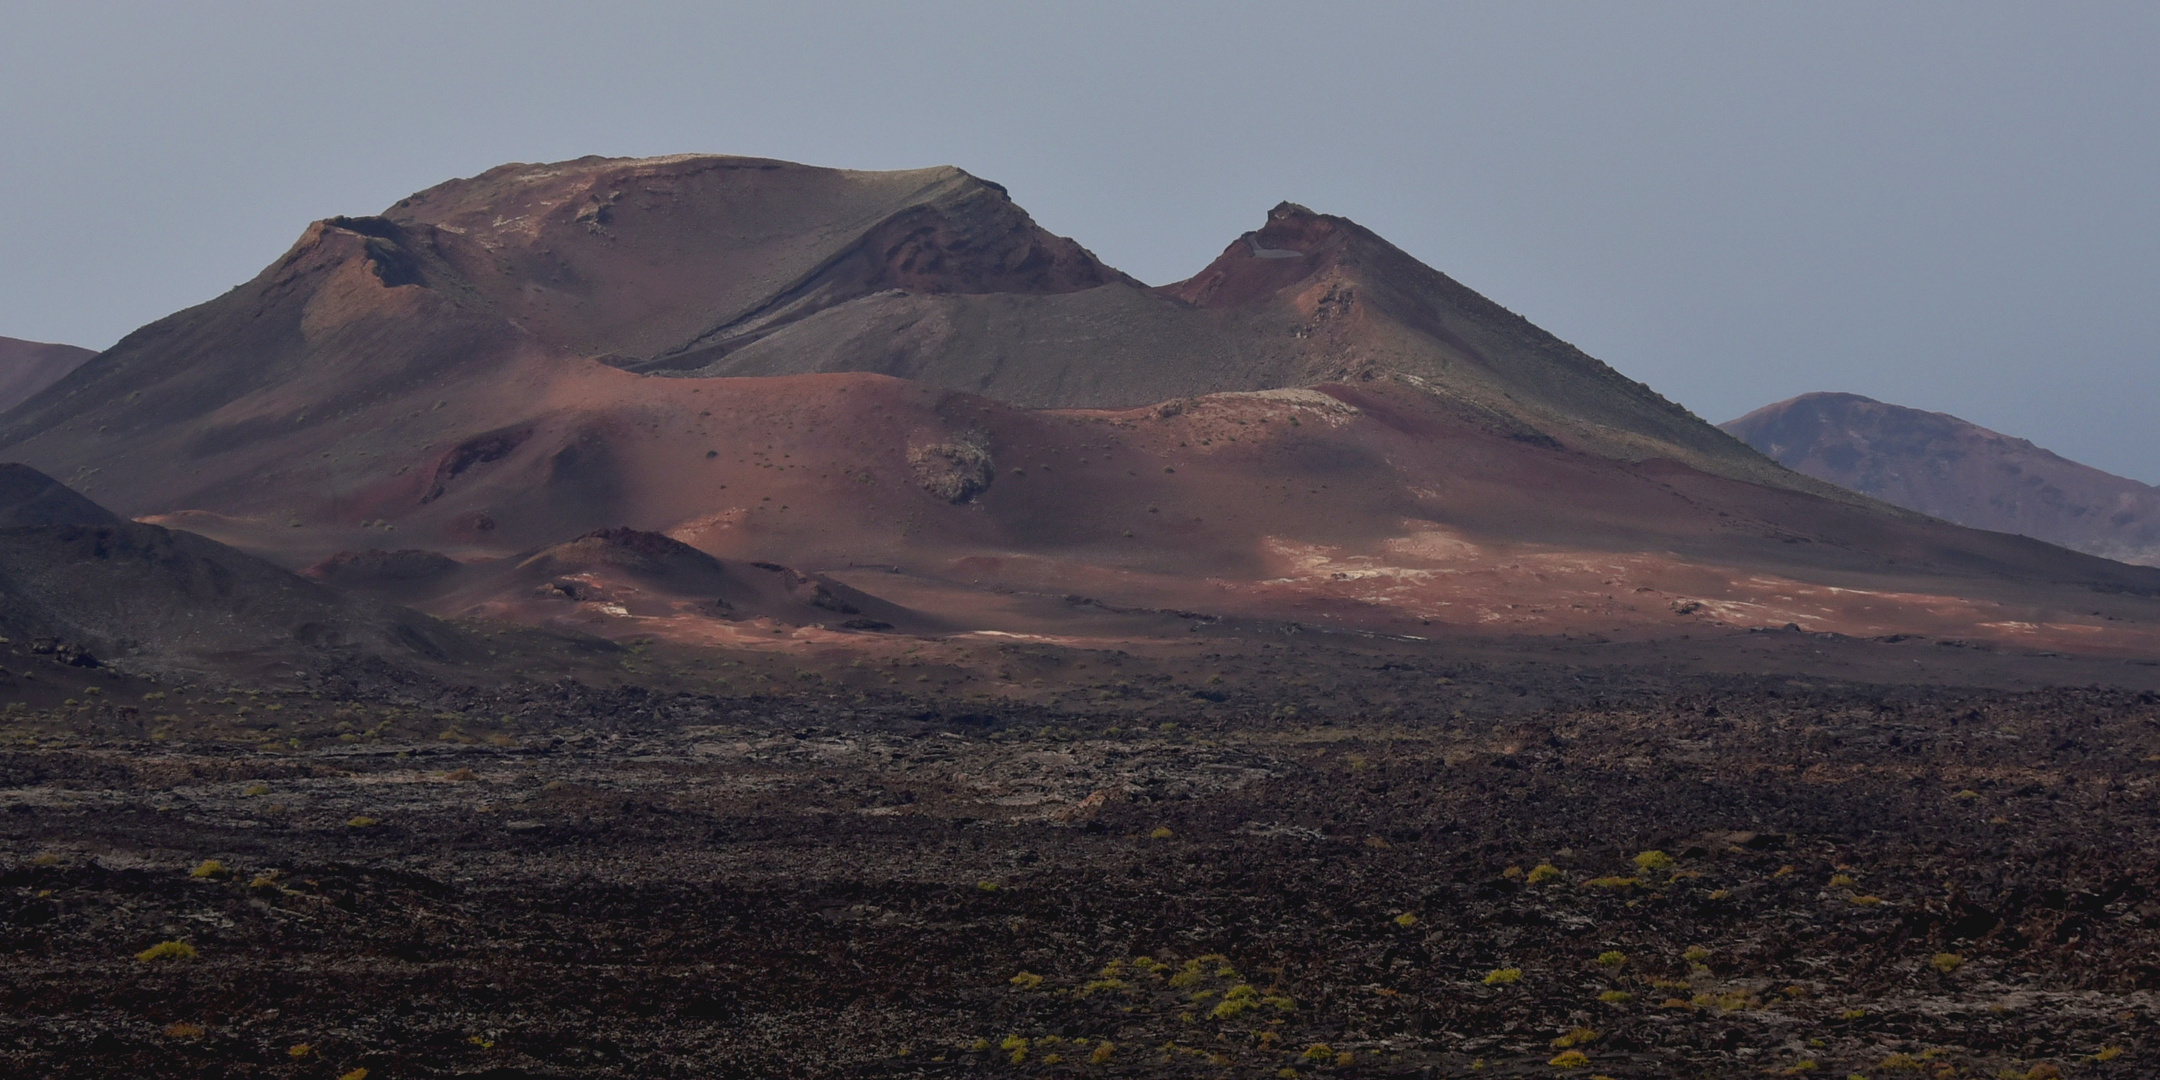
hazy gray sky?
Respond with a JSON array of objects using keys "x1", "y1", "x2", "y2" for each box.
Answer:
[{"x1": 5, "y1": 2, "x2": 2156, "y2": 480}]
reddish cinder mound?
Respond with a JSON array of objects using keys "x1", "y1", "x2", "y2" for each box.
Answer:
[
  {"x1": 0, "y1": 336, "x2": 95, "y2": 415},
  {"x1": 1159, "y1": 201, "x2": 1351, "y2": 308},
  {"x1": 1726, "y1": 392, "x2": 2160, "y2": 566},
  {"x1": 398, "y1": 526, "x2": 934, "y2": 638}
]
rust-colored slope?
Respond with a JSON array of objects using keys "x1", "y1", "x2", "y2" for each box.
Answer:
[
  {"x1": 0, "y1": 213, "x2": 561, "y2": 516},
  {"x1": 82, "y1": 364, "x2": 2160, "y2": 657},
  {"x1": 1725, "y1": 392, "x2": 2160, "y2": 567}
]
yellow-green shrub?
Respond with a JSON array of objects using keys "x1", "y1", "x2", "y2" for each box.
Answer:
[{"x1": 136, "y1": 941, "x2": 198, "y2": 963}]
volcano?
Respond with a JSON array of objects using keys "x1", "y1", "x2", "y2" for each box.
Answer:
[
  {"x1": 1725, "y1": 392, "x2": 2160, "y2": 567},
  {"x1": 2, "y1": 154, "x2": 2157, "y2": 666}
]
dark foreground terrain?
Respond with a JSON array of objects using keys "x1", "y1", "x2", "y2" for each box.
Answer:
[{"x1": 2, "y1": 636, "x2": 2156, "y2": 1080}]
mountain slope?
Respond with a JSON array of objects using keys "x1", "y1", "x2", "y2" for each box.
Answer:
[
  {"x1": 384, "y1": 155, "x2": 1130, "y2": 364},
  {"x1": 0, "y1": 336, "x2": 95, "y2": 414},
  {"x1": 0, "y1": 462, "x2": 119, "y2": 527},
  {"x1": 660, "y1": 197, "x2": 1810, "y2": 489},
  {"x1": 2, "y1": 154, "x2": 2157, "y2": 660},
  {"x1": 58, "y1": 368, "x2": 2160, "y2": 657},
  {"x1": 0, "y1": 155, "x2": 1133, "y2": 516},
  {"x1": 1724, "y1": 393, "x2": 2160, "y2": 567},
  {"x1": 0, "y1": 154, "x2": 1803, "y2": 506},
  {"x1": 0, "y1": 466, "x2": 474, "y2": 677}
]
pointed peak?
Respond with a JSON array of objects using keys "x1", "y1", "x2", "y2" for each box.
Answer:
[{"x1": 1158, "y1": 203, "x2": 1355, "y2": 307}]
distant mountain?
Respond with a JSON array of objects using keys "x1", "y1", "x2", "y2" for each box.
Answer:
[
  {"x1": 0, "y1": 336, "x2": 95, "y2": 414},
  {"x1": 1723, "y1": 392, "x2": 2160, "y2": 566}
]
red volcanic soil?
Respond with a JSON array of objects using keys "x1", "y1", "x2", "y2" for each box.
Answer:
[
  {"x1": 1, "y1": 154, "x2": 2157, "y2": 674},
  {"x1": 394, "y1": 526, "x2": 943, "y2": 639},
  {"x1": 0, "y1": 335, "x2": 94, "y2": 414},
  {"x1": 53, "y1": 363, "x2": 2160, "y2": 665},
  {"x1": 1727, "y1": 392, "x2": 2160, "y2": 567}
]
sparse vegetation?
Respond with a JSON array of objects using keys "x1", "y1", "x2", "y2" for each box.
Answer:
[
  {"x1": 135, "y1": 941, "x2": 198, "y2": 963},
  {"x1": 1209, "y1": 984, "x2": 1261, "y2": 1020},
  {"x1": 907, "y1": 432, "x2": 994, "y2": 503},
  {"x1": 2, "y1": 662, "x2": 2151, "y2": 1076}
]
